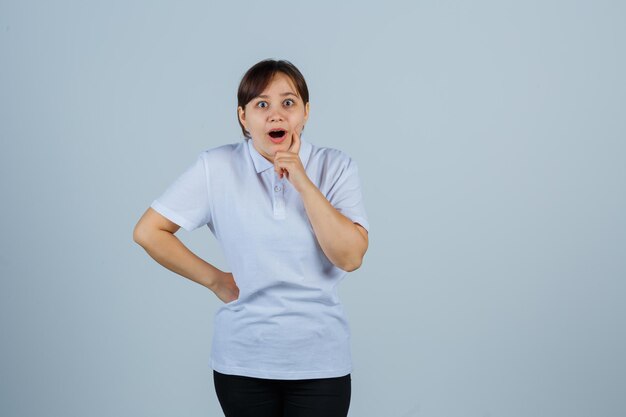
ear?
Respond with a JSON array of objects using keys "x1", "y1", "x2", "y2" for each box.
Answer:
[
  {"x1": 238, "y1": 106, "x2": 246, "y2": 127},
  {"x1": 304, "y1": 102, "x2": 310, "y2": 123}
]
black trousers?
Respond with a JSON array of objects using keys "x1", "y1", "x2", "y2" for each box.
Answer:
[{"x1": 213, "y1": 370, "x2": 351, "y2": 417}]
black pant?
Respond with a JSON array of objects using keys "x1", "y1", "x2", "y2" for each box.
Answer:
[{"x1": 213, "y1": 370, "x2": 351, "y2": 417}]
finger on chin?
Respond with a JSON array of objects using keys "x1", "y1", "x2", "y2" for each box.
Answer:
[{"x1": 290, "y1": 131, "x2": 301, "y2": 154}]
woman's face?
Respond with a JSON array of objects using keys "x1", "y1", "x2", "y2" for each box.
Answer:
[{"x1": 238, "y1": 72, "x2": 309, "y2": 163}]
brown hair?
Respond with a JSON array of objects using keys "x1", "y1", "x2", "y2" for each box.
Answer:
[{"x1": 237, "y1": 59, "x2": 309, "y2": 139}]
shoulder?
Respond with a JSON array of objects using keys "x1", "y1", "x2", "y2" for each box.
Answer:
[
  {"x1": 311, "y1": 141, "x2": 357, "y2": 178},
  {"x1": 197, "y1": 141, "x2": 245, "y2": 164},
  {"x1": 309, "y1": 142, "x2": 354, "y2": 170}
]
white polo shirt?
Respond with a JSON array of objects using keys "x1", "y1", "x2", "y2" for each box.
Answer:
[{"x1": 150, "y1": 137, "x2": 370, "y2": 380}]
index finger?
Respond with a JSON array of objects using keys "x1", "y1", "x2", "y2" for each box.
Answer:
[{"x1": 289, "y1": 128, "x2": 301, "y2": 155}]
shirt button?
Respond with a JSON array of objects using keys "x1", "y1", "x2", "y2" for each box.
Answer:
[{"x1": 274, "y1": 185, "x2": 281, "y2": 192}]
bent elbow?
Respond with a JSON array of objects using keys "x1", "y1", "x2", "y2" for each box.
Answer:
[
  {"x1": 342, "y1": 257, "x2": 363, "y2": 272},
  {"x1": 133, "y1": 224, "x2": 149, "y2": 246}
]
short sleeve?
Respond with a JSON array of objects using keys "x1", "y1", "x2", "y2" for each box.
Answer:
[
  {"x1": 150, "y1": 152, "x2": 212, "y2": 232},
  {"x1": 326, "y1": 157, "x2": 370, "y2": 233}
]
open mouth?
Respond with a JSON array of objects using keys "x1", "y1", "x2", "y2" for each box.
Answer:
[{"x1": 268, "y1": 129, "x2": 286, "y2": 139}]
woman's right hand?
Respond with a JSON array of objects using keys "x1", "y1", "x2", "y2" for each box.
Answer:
[{"x1": 212, "y1": 271, "x2": 240, "y2": 304}]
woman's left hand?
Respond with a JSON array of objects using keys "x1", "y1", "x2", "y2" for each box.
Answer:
[{"x1": 274, "y1": 129, "x2": 313, "y2": 194}]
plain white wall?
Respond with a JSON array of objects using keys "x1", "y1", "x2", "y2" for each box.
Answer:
[{"x1": 1, "y1": 1, "x2": 624, "y2": 416}]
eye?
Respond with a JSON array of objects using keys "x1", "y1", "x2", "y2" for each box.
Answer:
[{"x1": 255, "y1": 98, "x2": 296, "y2": 109}]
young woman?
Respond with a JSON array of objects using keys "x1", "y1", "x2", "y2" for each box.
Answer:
[{"x1": 133, "y1": 59, "x2": 370, "y2": 417}]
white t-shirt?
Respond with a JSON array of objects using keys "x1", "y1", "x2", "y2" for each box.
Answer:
[{"x1": 150, "y1": 137, "x2": 370, "y2": 380}]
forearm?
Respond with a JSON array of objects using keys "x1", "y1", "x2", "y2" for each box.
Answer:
[
  {"x1": 135, "y1": 230, "x2": 222, "y2": 290},
  {"x1": 299, "y1": 181, "x2": 367, "y2": 271}
]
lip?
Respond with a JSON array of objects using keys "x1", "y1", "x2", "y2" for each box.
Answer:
[
  {"x1": 266, "y1": 128, "x2": 288, "y2": 144},
  {"x1": 267, "y1": 127, "x2": 288, "y2": 133},
  {"x1": 267, "y1": 132, "x2": 287, "y2": 144}
]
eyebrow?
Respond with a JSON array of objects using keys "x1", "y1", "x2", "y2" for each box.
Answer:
[{"x1": 256, "y1": 92, "x2": 298, "y2": 99}]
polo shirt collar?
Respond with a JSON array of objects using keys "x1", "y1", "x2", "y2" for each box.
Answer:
[{"x1": 247, "y1": 137, "x2": 312, "y2": 174}]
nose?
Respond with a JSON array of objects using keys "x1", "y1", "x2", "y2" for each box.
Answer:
[{"x1": 268, "y1": 108, "x2": 285, "y2": 122}]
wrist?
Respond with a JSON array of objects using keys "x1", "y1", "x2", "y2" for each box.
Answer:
[
  {"x1": 202, "y1": 268, "x2": 223, "y2": 291},
  {"x1": 298, "y1": 179, "x2": 318, "y2": 198}
]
